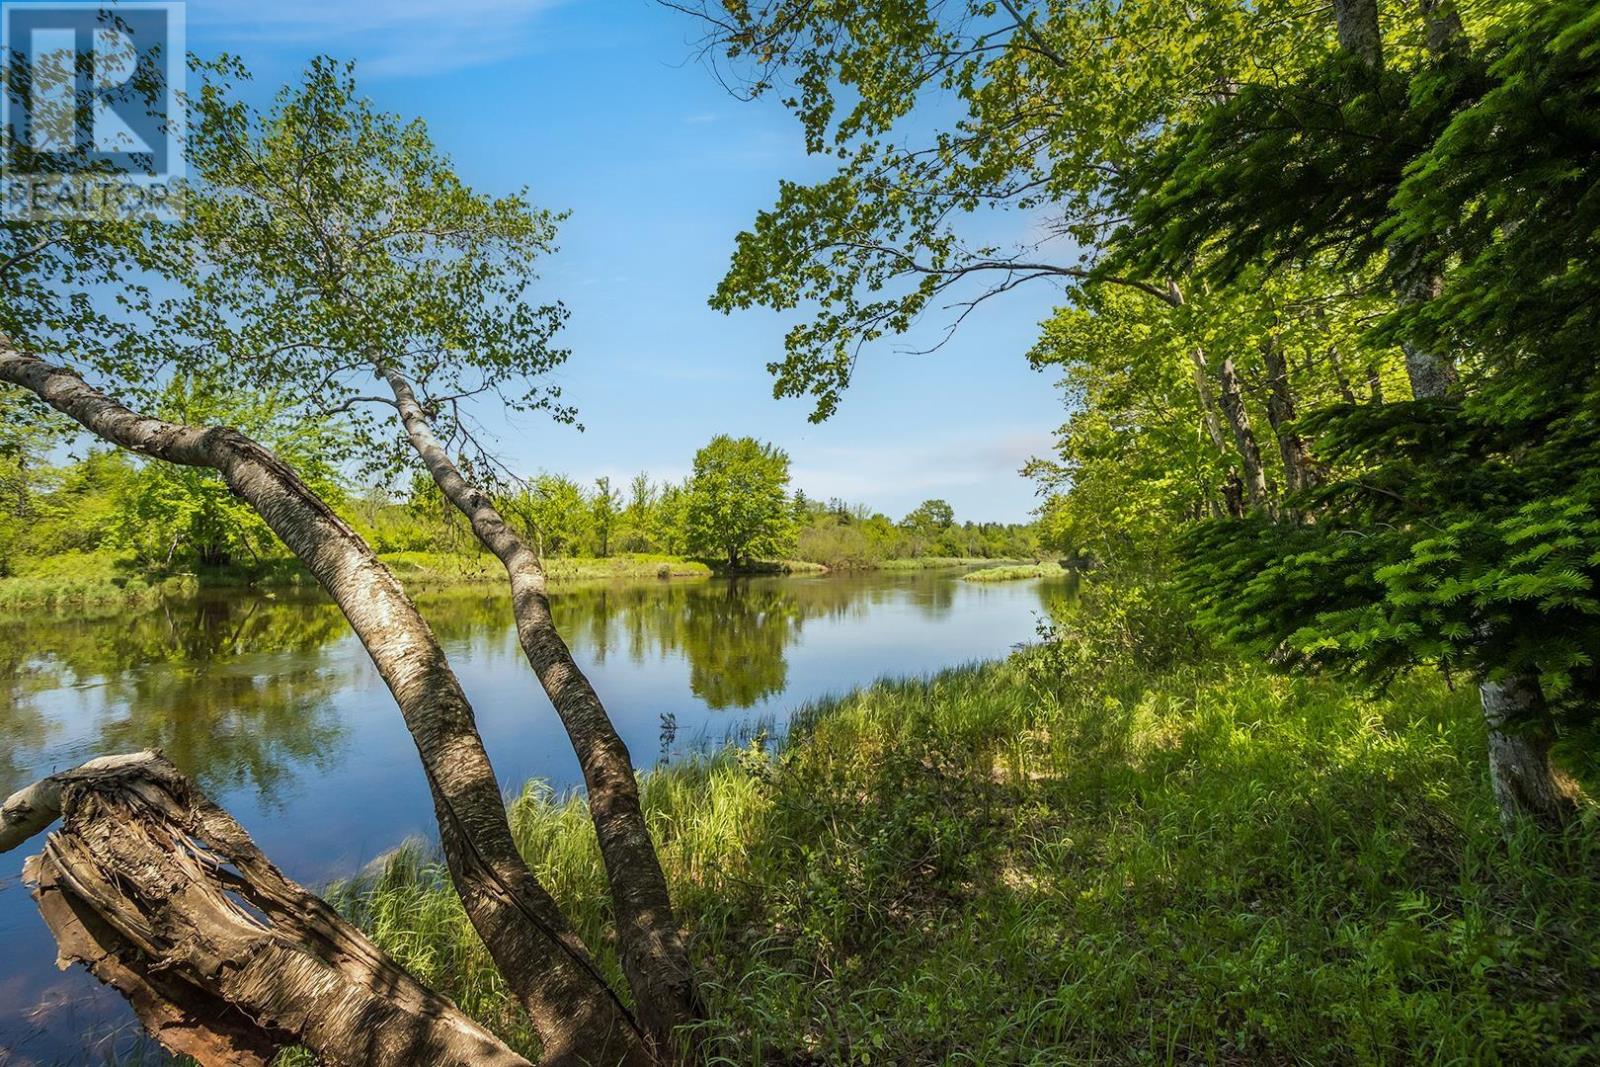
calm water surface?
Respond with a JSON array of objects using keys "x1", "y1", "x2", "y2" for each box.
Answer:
[{"x1": 0, "y1": 569, "x2": 1064, "y2": 1063}]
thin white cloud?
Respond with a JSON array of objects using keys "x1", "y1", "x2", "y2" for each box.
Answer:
[{"x1": 190, "y1": 0, "x2": 567, "y2": 75}]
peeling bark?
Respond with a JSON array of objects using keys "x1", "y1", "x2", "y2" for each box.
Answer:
[
  {"x1": 0, "y1": 341, "x2": 649, "y2": 1066},
  {"x1": 380, "y1": 366, "x2": 700, "y2": 1055},
  {"x1": 9, "y1": 753, "x2": 535, "y2": 1067}
]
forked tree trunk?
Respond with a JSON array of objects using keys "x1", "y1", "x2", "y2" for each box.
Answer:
[
  {"x1": 1165, "y1": 282, "x2": 1268, "y2": 514},
  {"x1": 1186, "y1": 347, "x2": 1234, "y2": 458},
  {"x1": 1258, "y1": 334, "x2": 1319, "y2": 498},
  {"x1": 1215, "y1": 353, "x2": 1275, "y2": 515},
  {"x1": 3, "y1": 753, "x2": 536, "y2": 1067},
  {"x1": 0, "y1": 342, "x2": 649, "y2": 1067},
  {"x1": 380, "y1": 367, "x2": 700, "y2": 1056}
]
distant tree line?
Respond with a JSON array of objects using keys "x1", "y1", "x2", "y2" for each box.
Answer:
[{"x1": 0, "y1": 423, "x2": 1038, "y2": 577}]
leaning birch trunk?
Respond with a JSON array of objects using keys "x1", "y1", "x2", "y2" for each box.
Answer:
[
  {"x1": 379, "y1": 365, "x2": 701, "y2": 1055},
  {"x1": 0, "y1": 342, "x2": 650, "y2": 1066},
  {"x1": 3, "y1": 753, "x2": 536, "y2": 1067}
]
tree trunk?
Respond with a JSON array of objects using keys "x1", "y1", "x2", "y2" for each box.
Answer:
[
  {"x1": 1419, "y1": 0, "x2": 1466, "y2": 57},
  {"x1": 1365, "y1": 359, "x2": 1386, "y2": 404},
  {"x1": 1330, "y1": 0, "x2": 1572, "y2": 833},
  {"x1": 5, "y1": 752, "x2": 536, "y2": 1067},
  {"x1": 1329, "y1": 0, "x2": 1460, "y2": 402},
  {"x1": 380, "y1": 367, "x2": 700, "y2": 1056},
  {"x1": 1479, "y1": 674, "x2": 1578, "y2": 831},
  {"x1": 0, "y1": 342, "x2": 649, "y2": 1067},
  {"x1": 1395, "y1": 262, "x2": 1459, "y2": 400},
  {"x1": 1333, "y1": 0, "x2": 1383, "y2": 70},
  {"x1": 1166, "y1": 283, "x2": 1260, "y2": 512},
  {"x1": 1186, "y1": 347, "x2": 1234, "y2": 458},
  {"x1": 1258, "y1": 333, "x2": 1319, "y2": 497},
  {"x1": 1327, "y1": 343, "x2": 1357, "y2": 404},
  {"x1": 1215, "y1": 353, "x2": 1275, "y2": 515}
]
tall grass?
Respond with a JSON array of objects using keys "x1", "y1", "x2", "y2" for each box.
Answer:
[
  {"x1": 324, "y1": 652, "x2": 1599, "y2": 1065},
  {"x1": 960, "y1": 561, "x2": 1066, "y2": 582}
]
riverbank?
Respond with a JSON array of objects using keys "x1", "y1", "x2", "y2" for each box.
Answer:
[
  {"x1": 329, "y1": 650, "x2": 1600, "y2": 1064},
  {"x1": 0, "y1": 551, "x2": 1023, "y2": 611}
]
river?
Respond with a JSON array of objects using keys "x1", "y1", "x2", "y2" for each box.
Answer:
[{"x1": 0, "y1": 568, "x2": 1066, "y2": 1064}]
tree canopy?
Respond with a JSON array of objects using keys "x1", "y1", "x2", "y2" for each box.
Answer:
[{"x1": 685, "y1": 435, "x2": 796, "y2": 566}]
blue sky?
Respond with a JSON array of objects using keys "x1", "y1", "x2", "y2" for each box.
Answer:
[{"x1": 183, "y1": 0, "x2": 1068, "y2": 523}]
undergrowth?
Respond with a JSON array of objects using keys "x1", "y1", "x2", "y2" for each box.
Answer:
[{"x1": 323, "y1": 648, "x2": 1600, "y2": 1065}]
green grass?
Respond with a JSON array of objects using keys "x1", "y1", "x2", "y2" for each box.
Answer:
[
  {"x1": 377, "y1": 550, "x2": 718, "y2": 584},
  {"x1": 961, "y1": 561, "x2": 1066, "y2": 582},
  {"x1": 0, "y1": 550, "x2": 198, "y2": 611},
  {"x1": 0, "y1": 551, "x2": 725, "y2": 610},
  {"x1": 0, "y1": 551, "x2": 1045, "y2": 611},
  {"x1": 876, "y1": 556, "x2": 1033, "y2": 571},
  {"x1": 323, "y1": 652, "x2": 1600, "y2": 1065}
]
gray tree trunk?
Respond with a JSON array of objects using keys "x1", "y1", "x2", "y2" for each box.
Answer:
[
  {"x1": 380, "y1": 367, "x2": 700, "y2": 1056},
  {"x1": 1333, "y1": 0, "x2": 1383, "y2": 69},
  {"x1": 1187, "y1": 347, "x2": 1234, "y2": 458},
  {"x1": 1479, "y1": 675, "x2": 1578, "y2": 831},
  {"x1": 0, "y1": 342, "x2": 650, "y2": 1067},
  {"x1": 1322, "y1": 2, "x2": 1572, "y2": 831},
  {"x1": 1259, "y1": 334, "x2": 1318, "y2": 497},
  {"x1": 1419, "y1": 0, "x2": 1466, "y2": 56},
  {"x1": 1395, "y1": 263, "x2": 1459, "y2": 400},
  {"x1": 1216, "y1": 353, "x2": 1275, "y2": 514}
]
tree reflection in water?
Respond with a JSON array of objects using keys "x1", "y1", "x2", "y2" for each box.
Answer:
[{"x1": 0, "y1": 593, "x2": 351, "y2": 799}]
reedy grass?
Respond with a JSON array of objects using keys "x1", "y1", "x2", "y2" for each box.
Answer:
[
  {"x1": 875, "y1": 556, "x2": 1033, "y2": 571},
  {"x1": 961, "y1": 561, "x2": 1066, "y2": 582},
  {"x1": 320, "y1": 653, "x2": 1600, "y2": 1065}
]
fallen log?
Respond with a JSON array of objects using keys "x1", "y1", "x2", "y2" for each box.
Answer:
[{"x1": 2, "y1": 752, "x2": 534, "y2": 1067}]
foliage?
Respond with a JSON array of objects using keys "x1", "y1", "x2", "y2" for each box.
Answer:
[
  {"x1": 680, "y1": 0, "x2": 1322, "y2": 419},
  {"x1": 676, "y1": 0, "x2": 1600, "y2": 794},
  {"x1": 507, "y1": 473, "x2": 593, "y2": 559},
  {"x1": 116, "y1": 377, "x2": 349, "y2": 569},
  {"x1": 166, "y1": 57, "x2": 571, "y2": 481},
  {"x1": 590, "y1": 477, "x2": 621, "y2": 557},
  {"x1": 960, "y1": 562, "x2": 1063, "y2": 582},
  {"x1": 332, "y1": 648, "x2": 1600, "y2": 1065},
  {"x1": 1097, "y1": 0, "x2": 1600, "y2": 733},
  {"x1": 684, "y1": 435, "x2": 796, "y2": 566}
]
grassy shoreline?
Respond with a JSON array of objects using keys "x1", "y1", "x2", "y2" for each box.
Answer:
[
  {"x1": 961, "y1": 561, "x2": 1066, "y2": 582},
  {"x1": 0, "y1": 552, "x2": 1022, "y2": 611},
  {"x1": 325, "y1": 651, "x2": 1599, "y2": 1065}
]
